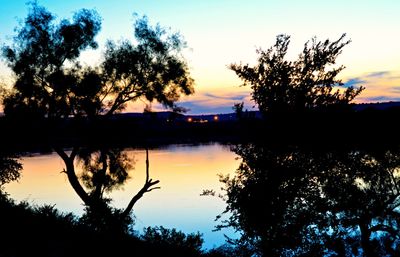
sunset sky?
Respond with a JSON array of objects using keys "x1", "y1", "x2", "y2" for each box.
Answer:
[{"x1": 1, "y1": 0, "x2": 400, "y2": 114}]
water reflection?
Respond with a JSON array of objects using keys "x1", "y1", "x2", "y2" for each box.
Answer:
[
  {"x1": 71, "y1": 147, "x2": 159, "y2": 233},
  {"x1": 4, "y1": 144, "x2": 239, "y2": 249},
  {"x1": 77, "y1": 148, "x2": 133, "y2": 202},
  {"x1": 10, "y1": 142, "x2": 400, "y2": 255},
  {"x1": 0, "y1": 151, "x2": 21, "y2": 188},
  {"x1": 217, "y1": 143, "x2": 400, "y2": 256}
]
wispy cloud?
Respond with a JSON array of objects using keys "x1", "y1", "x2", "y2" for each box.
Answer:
[
  {"x1": 178, "y1": 91, "x2": 254, "y2": 114},
  {"x1": 125, "y1": 88, "x2": 254, "y2": 114},
  {"x1": 388, "y1": 86, "x2": 400, "y2": 93},
  {"x1": 344, "y1": 71, "x2": 400, "y2": 103},
  {"x1": 125, "y1": 70, "x2": 400, "y2": 113},
  {"x1": 365, "y1": 71, "x2": 390, "y2": 78},
  {"x1": 179, "y1": 101, "x2": 235, "y2": 114},
  {"x1": 362, "y1": 96, "x2": 400, "y2": 102},
  {"x1": 344, "y1": 71, "x2": 392, "y2": 88},
  {"x1": 203, "y1": 92, "x2": 247, "y2": 101},
  {"x1": 344, "y1": 78, "x2": 366, "y2": 88},
  {"x1": 389, "y1": 75, "x2": 400, "y2": 80}
]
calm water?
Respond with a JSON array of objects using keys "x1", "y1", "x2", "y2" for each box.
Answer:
[{"x1": 5, "y1": 143, "x2": 240, "y2": 249}]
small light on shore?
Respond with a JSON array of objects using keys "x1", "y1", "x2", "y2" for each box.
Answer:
[
  {"x1": 213, "y1": 115, "x2": 219, "y2": 121},
  {"x1": 187, "y1": 117, "x2": 193, "y2": 122}
]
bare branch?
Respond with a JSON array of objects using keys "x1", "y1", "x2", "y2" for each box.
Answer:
[
  {"x1": 146, "y1": 148, "x2": 150, "y2": 181},
  {"x1": 147, "y1": 186, "x2": 161, "y2": 192},
  {"x1": 122, "y1": 148, "x2": 160, "y2": 218}
]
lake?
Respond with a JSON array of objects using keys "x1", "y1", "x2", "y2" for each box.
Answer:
[
  {"x1": 4, "y1": 143, "x2": 240, "y2": 250},
  {"x1": 4, "y1": 139, "x2": 400, "y2": 256}
]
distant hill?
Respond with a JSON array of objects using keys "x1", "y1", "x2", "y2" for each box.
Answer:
[
  {"x1": 353, "y1": 101, "x2": 400, "y2": 111},
  {"x1": 114, "y1": 101, "x2": 400, "y2": 122},
  {"x1": 1, "y1": 102, "x2": 400, "y2": 120},
  {"x1": 114, "y1": 110, "x2": 262, "y2": 122}
]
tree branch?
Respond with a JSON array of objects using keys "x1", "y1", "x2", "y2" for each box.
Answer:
[
  {"x1": 122, "y1": 148, "x2": 160, "y2": 218},
  {"x1": 70, "y1": 146, "x2": 79, "y2": 160},
  {"x1": 92, "y1": 150, "x2": 107, "y2": 199},
  {"x1": 54, "y1": 146, "x2": 91, "y2": 205},
  {"x1": 104, "y1": 80, "x2": 142, "y2": 116}
]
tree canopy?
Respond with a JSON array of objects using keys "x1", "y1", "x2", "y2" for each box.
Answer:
[
  {"x1": 1, "y1": 3, "x2": 101, "y2": 118},
  {"x1": 230, "y1": 34, "x2": 364, "y2": 115},
  {"x1": 1, "y1": 2, "x2": 194, "y2": 119},
  {"x1": 102, "y1": 16, "x2": 194, "y2": 115}
]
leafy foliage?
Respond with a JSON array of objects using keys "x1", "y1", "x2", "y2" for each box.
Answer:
[
  {"x1": 232, "y1": 102, "x2": 244, "y2": 119},
  {"x1": 217, "y1": 144, "x2": 400, "y2": 256},
  {"x1": 0, "y1": 153, "x2": 22, "y2": 188},
  {"x1": 77, "y1": 148, "x2": 133, "y2": 197},
  {"x1": 79, "y1": 200, "x2": 134, "y2": 235},
  {"x1": 0, "y1": 191, "x2": 208, "y2": 257},
  {"x1": 102, "y1": 16, "x2": 194, "y2": 114},
  {"x1": 230, "y1": 34, "x2": 364, "y2": 115},
  {"x1": 141, "y1": 226, "x2": 203, "y2": 254},
  {"x1": 1, "y1": 3, "x2": 194, "y2": 119},
  {"x1": 2, "y1": 2, "x2": 101, "y2": 118}
]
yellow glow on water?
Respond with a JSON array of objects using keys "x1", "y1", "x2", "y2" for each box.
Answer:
[
  {"x1": 5, "y1": 145, "x2": 238, "y2": 212},
  {"x1": 4, "y1": 153, "x2": 82, "y2": 211},
  {"x1": 107, "y1": 145, "x2": 239, "y2": 232}
]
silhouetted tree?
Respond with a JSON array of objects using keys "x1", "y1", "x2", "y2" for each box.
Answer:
[
  {"x1": 101, "y1": 15, "x2": 194, "y2": 115},
  {"x1": 232, "y1": 102, "x2": 244, "y2": 120},
  {"x1": 1, "y1": 3, "x2": 193, "y2": 221},
  {"x1": 2, "y1": 4, "x2": 193, "y2": 119},
  {"x1": 230, "y1": 34, "x2": 364, "y2": 116},
  {"x1": 213, "y1": 144, "x2": 400, "y2": 256},
  {"x1": 0, "y1": 154, "x2": 21, "y2": 189},
  {"x1": 1, "y1": 3, "x2": 101, "y2": 119}
]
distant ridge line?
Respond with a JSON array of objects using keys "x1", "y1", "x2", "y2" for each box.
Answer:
[
  {"x1": 1, "y1": 101, "x2": 400, "y2": 118},
  {"x1": 117, "y1": 101, "x2": 400, "y2": 117}
]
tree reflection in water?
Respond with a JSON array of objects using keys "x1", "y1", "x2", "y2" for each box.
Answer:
[
  {"x1": 216, "y1": 144, "x2": 400, "y2": 256},
  {"x1": 0, "y1": 152, "x2": 22, "y2": 190},
  {"x1": 59, "y1": 147, "x2": 160, "y2": 234}
]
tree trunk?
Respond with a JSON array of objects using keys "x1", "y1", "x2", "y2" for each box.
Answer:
[
  {"x1": 359, "y1": 220, "x2": 374, "y2": 257},
  {"x1": 92, "y1": 150, "x2": 107, "y2": 200},
  {"x1": 54, "y1": 147, "x2": 91, "y2": 205}
]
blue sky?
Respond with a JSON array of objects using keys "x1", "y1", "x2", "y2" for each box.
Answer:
[{"x1": 1, "y1": 0, "x2": 400, "y2": 114}]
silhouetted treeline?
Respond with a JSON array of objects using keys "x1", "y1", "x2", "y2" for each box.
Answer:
[
  {"x1": 2, "y1": 107, "x2": 400, "y2": 151},
  {"x1": 0, "y1": 191, "x2": 238, "y2": 257}
]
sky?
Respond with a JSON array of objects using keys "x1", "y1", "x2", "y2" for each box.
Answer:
[{"x1": 1, "y1": 0, "x2": 400, "y2": 114}]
